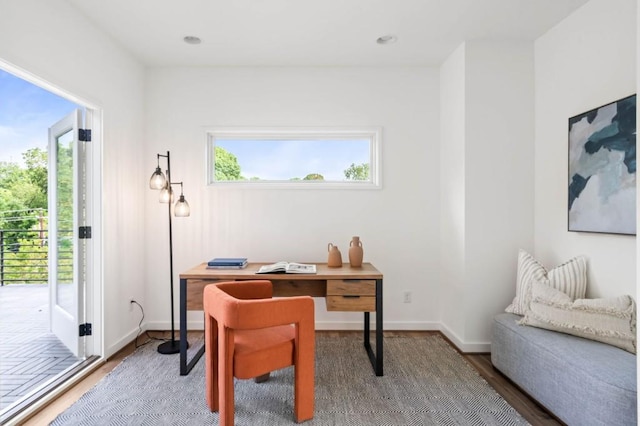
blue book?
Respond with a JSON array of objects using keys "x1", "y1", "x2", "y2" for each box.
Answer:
[
  {"x1": 207, "y1": 264, "x2": 247, "y2": 269},
  {"x1": 207, "y1": 257, "x2": 248, "y2": 267}
]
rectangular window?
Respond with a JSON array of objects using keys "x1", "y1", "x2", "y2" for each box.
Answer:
[{"x1": 206, "y1": 127, "x2": 381, "y2": 188}]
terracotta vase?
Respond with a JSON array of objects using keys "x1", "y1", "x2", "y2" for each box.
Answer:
[
  {"x1": 348, "y1": 236, "x2": 363, "y2": 267},
  {"x1": 327, "y1": 243, "x2": 343, "y2": 267}
]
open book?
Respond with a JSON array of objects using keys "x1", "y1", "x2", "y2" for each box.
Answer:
[{"x1": 256, "y1": 262, "x2": 317, "y2": 274}]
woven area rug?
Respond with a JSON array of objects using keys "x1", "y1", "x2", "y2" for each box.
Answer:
[{"x1": 52, "y1": 334, "x2": 529, "y2": 425}]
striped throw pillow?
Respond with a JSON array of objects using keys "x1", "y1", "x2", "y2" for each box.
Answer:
[
  {"x1": 505, "y1": 250, "x2": 587, "y2": 315},
  {"x1": 520, "y1": 281, "x2": 636, "y2": 353}
]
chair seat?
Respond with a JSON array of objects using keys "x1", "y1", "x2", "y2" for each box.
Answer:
[{"x1": 234, "y1": 325, "x2": 295, "y2": 379}]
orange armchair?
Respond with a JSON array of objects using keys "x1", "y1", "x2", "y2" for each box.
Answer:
[{"x1": 203, "y1": 280, "x2": 315, "y2": 425}]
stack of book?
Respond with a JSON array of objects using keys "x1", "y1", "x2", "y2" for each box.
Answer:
[{"x1": 206, "y1": 257, "x2": 248, "y2": 269}]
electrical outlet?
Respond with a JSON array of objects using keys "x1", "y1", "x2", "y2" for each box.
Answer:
[{"x1": 403, "y1": 291, "x2": 412, "y2": 303}]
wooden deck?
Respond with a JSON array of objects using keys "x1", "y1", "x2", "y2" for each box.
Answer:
[{"x1": 0, "y1": 284, "x2": 79, "y2": 411}]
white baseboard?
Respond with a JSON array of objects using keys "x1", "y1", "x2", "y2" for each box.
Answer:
[
  {"x1": 381, "y1": 321, "x2": 441, "y2": 331},
  {"x1": 146, "y1": 321, "x2": 190, "y2": 330},
  {"x1": 439, "y1": 323, "x2": 491, "y2": 353},
  {"x1": 106, "y1": 327, "x2": 145, "y2": 358},
  {"x1": 145, "y1": 320, "x2": 490, "y2": 353}
]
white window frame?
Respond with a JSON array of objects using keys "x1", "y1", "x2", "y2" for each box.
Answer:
[{"x1": 206, "y1": 127, "x2": 382, "y2": 189}]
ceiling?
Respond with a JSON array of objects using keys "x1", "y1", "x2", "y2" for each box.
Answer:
[{"x1": 65, "y1": 0, "x2": 590, "y2": 67}]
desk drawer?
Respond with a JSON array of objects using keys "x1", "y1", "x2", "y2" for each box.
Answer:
[
  {"x1": 326, "y1": 295, "x2": 375, "y2": 312},
  {"x1": 326, "y1": 279, "x2": 376, "y2": 296},
  {"x1": 326, "y1": 279, "x2": 376, "y2": 312}
]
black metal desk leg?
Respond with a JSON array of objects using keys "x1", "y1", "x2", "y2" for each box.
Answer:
[
  {"x1": 180, "y1": 278, "x2": 188, "y2": 375},
  {"x1": 375, "y1": 278, "x2": 383, "y2": 376},
  {"x1": 180, "y1": 277, "x2": 205, "y2": 375},
  {"x1": 364, "y1": 312, "x2": 370, "y2": 346},
  {"x1": 363, "y1": 278, "x2": 384, "y2": 376}
]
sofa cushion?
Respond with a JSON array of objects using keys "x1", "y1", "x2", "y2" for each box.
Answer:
[
  {"x1": 505, "y1": 250, "x2": 587, "y2": 315},
  {"x1": 520, "y1": 281, "x2": 636, "y2": 353}
]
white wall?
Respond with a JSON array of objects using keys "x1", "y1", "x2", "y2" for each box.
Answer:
[
  {"x1": 535, "y1": 0, "x2": 637, "y2": 298},
  {"x1": 440, "y1": 44, "x2": 467, "y2": 340},
  {"x1": 465, "y1": 41, "x2": 535, "y2": 345},
  {"x1": 144, "y1": 67, "x2": 442, "y2": 330},
  {"x1": 439, "y1": 41, "x2": 535, "y2": 350},
  {"x1": 0, "y1": 0, "x2": 147, "y2": 357}
]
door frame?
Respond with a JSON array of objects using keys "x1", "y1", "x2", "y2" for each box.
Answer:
[{"x1": 84, "y1": 107, "x2": 102, "y2": 360}]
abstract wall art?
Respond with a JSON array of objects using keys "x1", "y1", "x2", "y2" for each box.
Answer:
[{"x1": 568, "y1": 94, "x2": 636, "y2": 235}]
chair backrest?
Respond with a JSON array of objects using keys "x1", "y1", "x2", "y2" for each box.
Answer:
[
  {"x1": 204, "y1": 280, "x2": 314, "y2": 330},
  {"x1": 215, "y1": 280, "x2": 272, "y2": 300}
]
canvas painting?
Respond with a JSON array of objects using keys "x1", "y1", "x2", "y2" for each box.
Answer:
[{"x1": 568, "y1": 94, "x2": 636, "y2": 235}]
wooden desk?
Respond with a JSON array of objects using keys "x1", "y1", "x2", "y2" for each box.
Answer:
[{"x1": 179, "y1": 262, "x2": 383, "y2": 376}]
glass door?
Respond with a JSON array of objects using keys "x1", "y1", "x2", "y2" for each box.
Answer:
[{"x1": 48, "y1": 109, "x2": 85, "y2": 357}]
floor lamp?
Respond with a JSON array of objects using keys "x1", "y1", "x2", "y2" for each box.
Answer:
[{"x1": 149, "y1": 151, "x2": 190, "y2": 355}]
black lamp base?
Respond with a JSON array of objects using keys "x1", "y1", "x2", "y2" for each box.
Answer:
[{"x1": 157, "y1": 339, "x2": 188, "y2": 355}]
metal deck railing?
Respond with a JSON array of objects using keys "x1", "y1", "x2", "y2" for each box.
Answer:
[{"x1": 0, "y1": 229, "x2": 72, "y2": 286}]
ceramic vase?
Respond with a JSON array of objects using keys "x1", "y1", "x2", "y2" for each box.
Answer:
[
  {"x1": 348, "y1": 236, "x2": 363, "y2": 267},
  {"x1": 327, "y1": 243, "x2": 343, "y2": 267}
]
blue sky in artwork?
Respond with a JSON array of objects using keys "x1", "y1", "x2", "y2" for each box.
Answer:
[
  {"x1": 0, "y1": 69, "x2": 78, "y2": 165},
  {"x1": 217, "y1": 139, "x2": 370, "y2": 180}
]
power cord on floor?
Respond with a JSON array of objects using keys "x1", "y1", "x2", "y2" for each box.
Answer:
[{"x1": 130, "y1": 300, "x2": 170, "y2": 348}]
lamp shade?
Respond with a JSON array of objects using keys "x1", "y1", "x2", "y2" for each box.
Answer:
[
  {"x1": 174, "y1": 195, "x2": 190, "y2": 217},
  {"x1": 149, "y1": 167, "x2": 166, "y2": 189},
  {"x1": 159, "y1": 185, "x2": 173, "y2": 203}
]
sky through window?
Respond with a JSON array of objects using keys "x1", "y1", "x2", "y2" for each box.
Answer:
[{"x1": 0, "y1": 69, "x2": 78, "y2": 165}]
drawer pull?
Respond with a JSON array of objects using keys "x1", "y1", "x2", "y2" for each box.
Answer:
[{"x1": 343, "y1": 295, "x2": 361, "y2": 299}]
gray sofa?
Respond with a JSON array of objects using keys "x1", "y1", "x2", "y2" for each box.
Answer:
[{"x1": 492, "y1": 313, "x2": 637, "y2": 426}]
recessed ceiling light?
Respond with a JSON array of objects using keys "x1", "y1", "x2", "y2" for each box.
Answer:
[
  {"x1": 376, "y1": 35, "x2": 397, "y2": 45},
  {"x1": 183, "y1": 36, "x2": 202, "y2": 45}
]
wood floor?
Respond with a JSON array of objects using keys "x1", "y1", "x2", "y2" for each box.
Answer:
[
  {"x1": 465, "y1": 353, "x2": 562, "y2": 425},
  {"x1": 0, "y1": 285, "x2": 80, "y2": 411},
  {"x1": 21, "y1": 331, "x2": 562, "y2": 426}
]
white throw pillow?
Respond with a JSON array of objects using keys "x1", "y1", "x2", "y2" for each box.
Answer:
[
  {"x1": 520, "y1": 281, "x2": 636, "y2": 353},
  {"x1": 505, "y1": 250, "x2": 587, "y2": 315}
]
